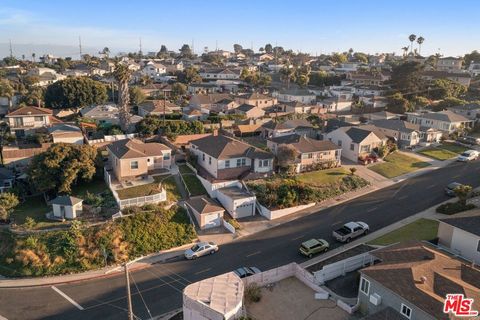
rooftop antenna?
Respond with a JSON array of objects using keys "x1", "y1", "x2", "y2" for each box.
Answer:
[
  {"x1": 79, "y1": 36, "x2": 82, "y2": 59},
  {"x1": 9, "y1": 39, "x2": 13, "y2": 58},
  {"x1": 139, "y1": 37, "x2": 143, "y2": 57}
]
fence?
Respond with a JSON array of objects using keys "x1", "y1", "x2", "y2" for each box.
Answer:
[
  {"x1": 223, "y1": 219, "x2": 236, "y2": 234},
  {"x1": 258, "y1": 202, "x2": 316, "y2": 220},
  {"x1": 313, "y1": 252, "x2": 375, "y2": 284},
  {"x1": 117, "y1": 189, "x2": 167, "y2": 209}
]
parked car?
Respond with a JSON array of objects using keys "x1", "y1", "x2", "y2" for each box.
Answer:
[
  {"x1": 458, "y1": 136, "x2": 480, "y2": 146},
  {"x1": 445, "y1": 182, "x2": 464, "y2": 197},
  {"x1": 234, "y1": 266, "x2": 261, "y2": 278},
  {"x1": 184, "y1": 242, "x2": 219, "y2": 260},
  {"x1": 333, "y1": 222, "x2": 369, "y2": 243},
  {"x1": 457, "y1": 150, "x2": 479, "y2": 162},
  {"x1": 358, "y1": 154, "x2": 378, "y2": 165},
  {"x1": 299, "y1": 239, "x2": 330, "y2": 258}
]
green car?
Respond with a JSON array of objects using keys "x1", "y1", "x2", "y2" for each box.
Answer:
[{"x1": 299, "y1": 239, "x2": 329, "y2": 258}]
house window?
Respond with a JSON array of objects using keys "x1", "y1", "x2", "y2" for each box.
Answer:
[
  {"x1": 34, "y1": 116, "x2": 44, "y2": 121},
  {"x1": 360, "y1": 145, "x2": 371, "y2": 153},
  {"x1": 350, "y1": 143, "x2": 355, "y2": 151},
  {"x1": 400, "y1": 304, "x2": 412, "y2": 319},
  {"x1": 202, "y1": 153, "x2": 205, "y2": 161},
  {"x1": 209, "y1": 157, "x2": 211, "y2": 165},
  {"x1": 163, "y1": 153, "x2": 170, "y2": 160},
  {"x1": 225, "y1": 160, "x2": 230, "y2": 168},
  {"x1": 359, "y1": 278, "x2": 370, "y2": 295},
  {"x1": 237, "y1": 159, "x2": 241, "y2": 167},
  {"x1": 262, "y1": 160, "x2": 269, "y2": 167},
  {"x1": 130, "y1": 161, "x2": 139, "y2": 169},
  {"x1": 242, "y1": 158, "x2": 246, "y2": 166},
  {"x1": 338, "y1": 140, "x2": 342, "y2": 147}
]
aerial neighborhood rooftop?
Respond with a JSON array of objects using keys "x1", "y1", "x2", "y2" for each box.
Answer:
[{"x1": 0, "y1": 8, "x2": 480, "y2": 319}]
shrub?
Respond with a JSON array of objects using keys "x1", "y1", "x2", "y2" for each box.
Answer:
[
  {"x1": 349, "y1": 167, "x2": 357, "y2": 175},
  {"x1": 436, "y1": 202, "x2": 475, "y2": 215},
  {"x1": 227, "y1": 218, "x2": 241, "y2": 230},
  {"x1": 245, "y1": 283, "x2": 262, "y2": 303},
  {"x1": 23, "y1": 217, "x2": 36, "y2": 229}
]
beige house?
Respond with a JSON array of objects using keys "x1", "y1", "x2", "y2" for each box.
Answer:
[
  {"x1": 325, "y1": 126, "x2": 386, "y2": 162},
  {"x1": 186, "y1": 196, "x2": 225, "y2": 230},
  {"x1": 267, "y1": 134, "x2": 341, "y2": 172},
  {"x1": 107, "y1": 139, "x2": 171, "y2": 182},
  {"x1": 138, "y1": 100, "x2": 181, "y2": 117},
  {"x1": 5, "y1": 106, "x2": 54, "y2": 137},
  {"x1": 234, "y1": 92, "x2": 277, "y2": 108},
  {"x1": 233, "y1": 104, "x2": 265, "y2": 119}
]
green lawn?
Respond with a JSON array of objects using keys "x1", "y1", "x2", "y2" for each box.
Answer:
[
  {"x1": 369, "y1": 152, "x2": 431, "y2": 178},
  {"x1": 71, "y1": 177, "x2": 109, "y2": 197},
  {"x1": 297, "y1": 167, "x2": 350, "y2": 186},
  {"x1": 116, "y1": 180, "x2": 162, "y2": 200},
  {"x1": 418, "y1": 143, "x2": 468, "y2": 161},
  {"x1": 162, "y1": 175, "x2": 182, "y2": 202},
  {"x1": 368, "y1": 218, "x2": 439, "y2": 246},
  {"x1": 11, "y1": 195, "x2": 51, "y2": 225},
  {"x1": 178, "y1": 165, "x2": 207, "y2": 196}
]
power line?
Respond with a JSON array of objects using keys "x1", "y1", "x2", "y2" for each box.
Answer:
[{"x1": 130, "y1": 272, "x2": 153, "y2": 320}]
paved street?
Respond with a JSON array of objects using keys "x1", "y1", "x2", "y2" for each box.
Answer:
[{"x1": 0, "y1": 160, "x2": 478, "y2": 320}]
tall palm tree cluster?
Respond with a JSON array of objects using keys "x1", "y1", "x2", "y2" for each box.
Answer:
[
  {"x1": 402, "y1": 34, "x2": 425, "y2": 57},
  {"x1": 113, "y1": 63, "x2": 132, "y2": 132}
]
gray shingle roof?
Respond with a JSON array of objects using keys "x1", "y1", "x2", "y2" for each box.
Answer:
[
  {"x1": 186, "y1": 196, "x2": 224, "y2": 214},
  {"x1": 440, "y1": 212, "x2": 480, "y2": 237},
  {"x1": 51, "y1": 195, "x2": 83, "y2": 206},
  {"x1": 420, "y1": 110, "x2": 470, "y2": 123},
  {"x1": 270, "y1": 134, "x2": 340, "y2": 153},
  {"x1": 344, "y1": 127, "x2": 374, "y2": 143},
  {"x1": 371, "y1": 119, "x2": 420, "y2": 133}
]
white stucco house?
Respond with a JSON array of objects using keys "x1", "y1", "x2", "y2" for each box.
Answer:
[
  {"x1": 51, "y1": 196, "x2": 83, "y2": 220},
  {"x1": 185, "y1": 196, "x2": 225, "y2": 230},
  {"x1": 216, "y1": 186, "x2": 256, "y2": 219}
]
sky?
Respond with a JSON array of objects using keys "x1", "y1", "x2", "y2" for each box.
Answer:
[{"x1": 1, "y1": 0, "x2": 479, "y2": 58}]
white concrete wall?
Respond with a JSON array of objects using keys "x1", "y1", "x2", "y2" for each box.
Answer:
[
  {"x1": 258, "y1": 203, "x2": 315, "y2": 220},
  {"x1": 52, "y1": 136, "x2": 84, "y2": 145},
  {"x1": 444, "y1": 226, "x2": 480, "y2": 264}
]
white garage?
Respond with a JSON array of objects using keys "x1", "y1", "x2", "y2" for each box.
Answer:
[
  {"x1": 216, "y1": 186, "x2": 256, "y2": 219},
  {"x1": 186, "y1": 196, "x2": 225, "y2": 230}
]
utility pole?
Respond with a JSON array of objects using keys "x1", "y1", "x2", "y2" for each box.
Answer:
[
  {"x1": 79, "y1": 36, "x2": 82, "y2": 60},
  {"x1": 215, "y1": 40, "x2": 218, "y2": 52},
  {"x1": 139, "y1": 37, "x2": 143, "y2": 57},
  {"x1": 163, "y1": 89, "x2": 167, "y2": 128},
  {"x1": 125, "y1": 263, "x2": 133, "y2": 320}
]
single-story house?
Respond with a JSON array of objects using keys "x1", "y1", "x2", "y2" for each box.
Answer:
[
  {"x1": 233, "y1": 104, "x2": 265, "y2": 119},
  {"x1": 48, "y1": 124, "x2": 84, "y2": 145},
  {"x1": 138, "y1": 100, "x2": 181, "y2": 117}
]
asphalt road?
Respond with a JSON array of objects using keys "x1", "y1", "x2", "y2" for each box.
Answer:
[{"x1": 0, "y1": 160, "x2": 478, "y2": 320}]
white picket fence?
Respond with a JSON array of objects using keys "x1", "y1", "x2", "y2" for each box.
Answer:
[
  {"x1": 117, "y1": 189, "x2": 167, "y2": 209},
  {"x1": 313, "y1": 252, "x2": 375, "y2": 285}
]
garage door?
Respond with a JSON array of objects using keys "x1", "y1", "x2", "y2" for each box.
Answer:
[
  {"x1": 204, "y1": 213, "x2": 221, "y2": 229},
  {"x1": 235, "y1": 203, "x2": 254, "y2": 218}
]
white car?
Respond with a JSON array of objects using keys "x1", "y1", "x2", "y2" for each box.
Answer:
[
  {"x1": 184, "y1": 242, "x2": 219, "y2": 260},
  {"x1": 457, "y1": 150, "x2": 479, "y2": 162}
]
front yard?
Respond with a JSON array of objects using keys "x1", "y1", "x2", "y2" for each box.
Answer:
[
  {"x1": 417, "y1": 143, "x2": 468, "y2": 161},
  {"x1": 368, "y1": 218, "x2": 439, "y2": 246},
  {"x1": 178, "y1": 165, "x2": 207, "y2": 196},
  {"x1": 369, "y1": 152, "x2": 431, "y2": 178},
  {"x1": 247, "y1": 169, "x2": 369, "y2": 209}
]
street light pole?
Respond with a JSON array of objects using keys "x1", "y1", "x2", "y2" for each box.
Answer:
[{"x1": 125, "y1": 263, "x2": 133, "y2": 320}]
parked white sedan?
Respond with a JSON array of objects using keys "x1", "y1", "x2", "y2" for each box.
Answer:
[
  {"x1": 457, "y1": 150, "x2": 479, "y2": 162},
  {"x1": 184, "y1": 242, "x2": 219, "y2": 260}
]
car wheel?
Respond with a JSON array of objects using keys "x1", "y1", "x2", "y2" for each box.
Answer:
[
  {"x1": 324, "y1": 248, "x2": 328, "y2": 252},
  {"x1": 192, "y1": 255, "x2": 197, "y2": 260},
  {"x1": 210, "y1": 250, "x2": 215, "y2": 255},
  {"x1": 346, "y1": 237, "x2": 351, "y2": 243},
  {"x1": 308, "y1": 254, "x2": 313, "y2": 258},
  {"x1": 364, "y1": 229, "x2": 369, "y2": 235}
]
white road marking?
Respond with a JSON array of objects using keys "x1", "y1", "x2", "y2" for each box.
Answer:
[
  {"x1": 194, "y1": 268, "x2": 211, "y2": 275},
  {"x1": 51, "y1": 286, "x2": 84, "y2": 311},
  {"x1": 427, "y1": 184, "x2": 437, "y2": 189},
  {"x1": 398, "y1": 195, "x2": 408, "y2": 200},
  {"x1": 246, "y1": 251, "x2": 261, "y2": 258},
  {"x1": 292, "y1": 235, "x2": 305, "y2": 241},
  {"x1": 367, "y1": 207, "x2": 378, "y2": 212}
]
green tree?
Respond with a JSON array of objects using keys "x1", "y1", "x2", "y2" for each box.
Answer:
[
  {"x1": 408, "y1": 34, "x2": 417, "y2": 54},
  {"x1": 0, "y1": 122, "x2": 15, "y2": 165},
  {"x1": 390, "y1": 61, "x2": 426, "y2": 95},
  {"x1": 179, "y1": 44, "x2": 193, "y2": 58},
  {"x1": 276, "y1": 145, "x2": 299, "y2": 171},
  {"x1": 44, "y1": 77, "x2": 107, "y2": 110},
  {"x1": 0, "y1": 192, "x2": 19, "y2": 220},
  {"x1": 280, "y1": 66, "x2": 296, "y2": 89},
  {"x1": 454, "y1": 185, "x2": 472, "y2": 206},
  {"x1": 329, "y1": 52, "x2": 348, "y2": 64},
  {"x1": 178, "y1": 66, "x2": 202, "y2": 84},
  {"x1": 233, "y1": 44, "x2": 243, "y2": 53},
  {"x1": 264, "y1": 44, "x2": 273, "y2": 54},
  {"x1": 386, "y1": 93, "x2": 411, "y2": 114},
  {"x1": 171, "y1": 83, "x2": 187, "y2": 100},
  {"x1": 28, "y1": 144, "x2": 97, "y2": 193},
  {"x1": 353, "y1": 52, "x2": 369, "y2": 63},
  {"x1": 416, "y1": 36, "x2": 425, "y2": 55},
  {"x1": 0, "y1": 79, "x2": 15, "y2": 108},
  {"x1": 428, "y1": 79, "x2": 467, "y2": 100},
  {"x1": 22, "y1": 86, "x2": 45, "y2": 108},
  {"x1": 129, "y1": 86, "x2": 146, "y2": 105},
  {"x1": 463, "y1": 50, "x2": 480, "y2": 68},
  {"x1": 295, "y1": 64, "x2": 311, "y2": 88}
]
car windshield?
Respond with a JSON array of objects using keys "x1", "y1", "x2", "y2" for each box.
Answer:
[
  {"x1": 300, "y1": 245, "x2": 310, "y2": 251},
  {"x1": 461, "y1": 152, "x2": 470, "y2": 157},
  {"x1": 191, "y1": 244, "x2": 200, "y2": 251}
]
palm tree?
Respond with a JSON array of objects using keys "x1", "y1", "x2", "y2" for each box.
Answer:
[
  {"x1": 0, "y1": 79, "x2": 14, "y2": 109},
  {"x1": 113, "y1": 63, "x2": 132, "y2": 132},
  {"x1": 401, "y1": 47, "x2": 409, "y2": 57},
  {"x1": 417, "y1": 36, "x2": 425, "y2": 56},
  {"x1": 408, "y1": 34, "x2": 417, "y2": 54},
  {"x1": 31, "y1": 52, "x2": 36, "y2": 63},
  {"x1": 0, "y1": 123, "x2": 14, "y2": 165}
]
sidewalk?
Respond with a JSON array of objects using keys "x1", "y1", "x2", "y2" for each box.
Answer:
[{"x1": 300, "y1": 198, "x2": 450, "y2": 269}]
